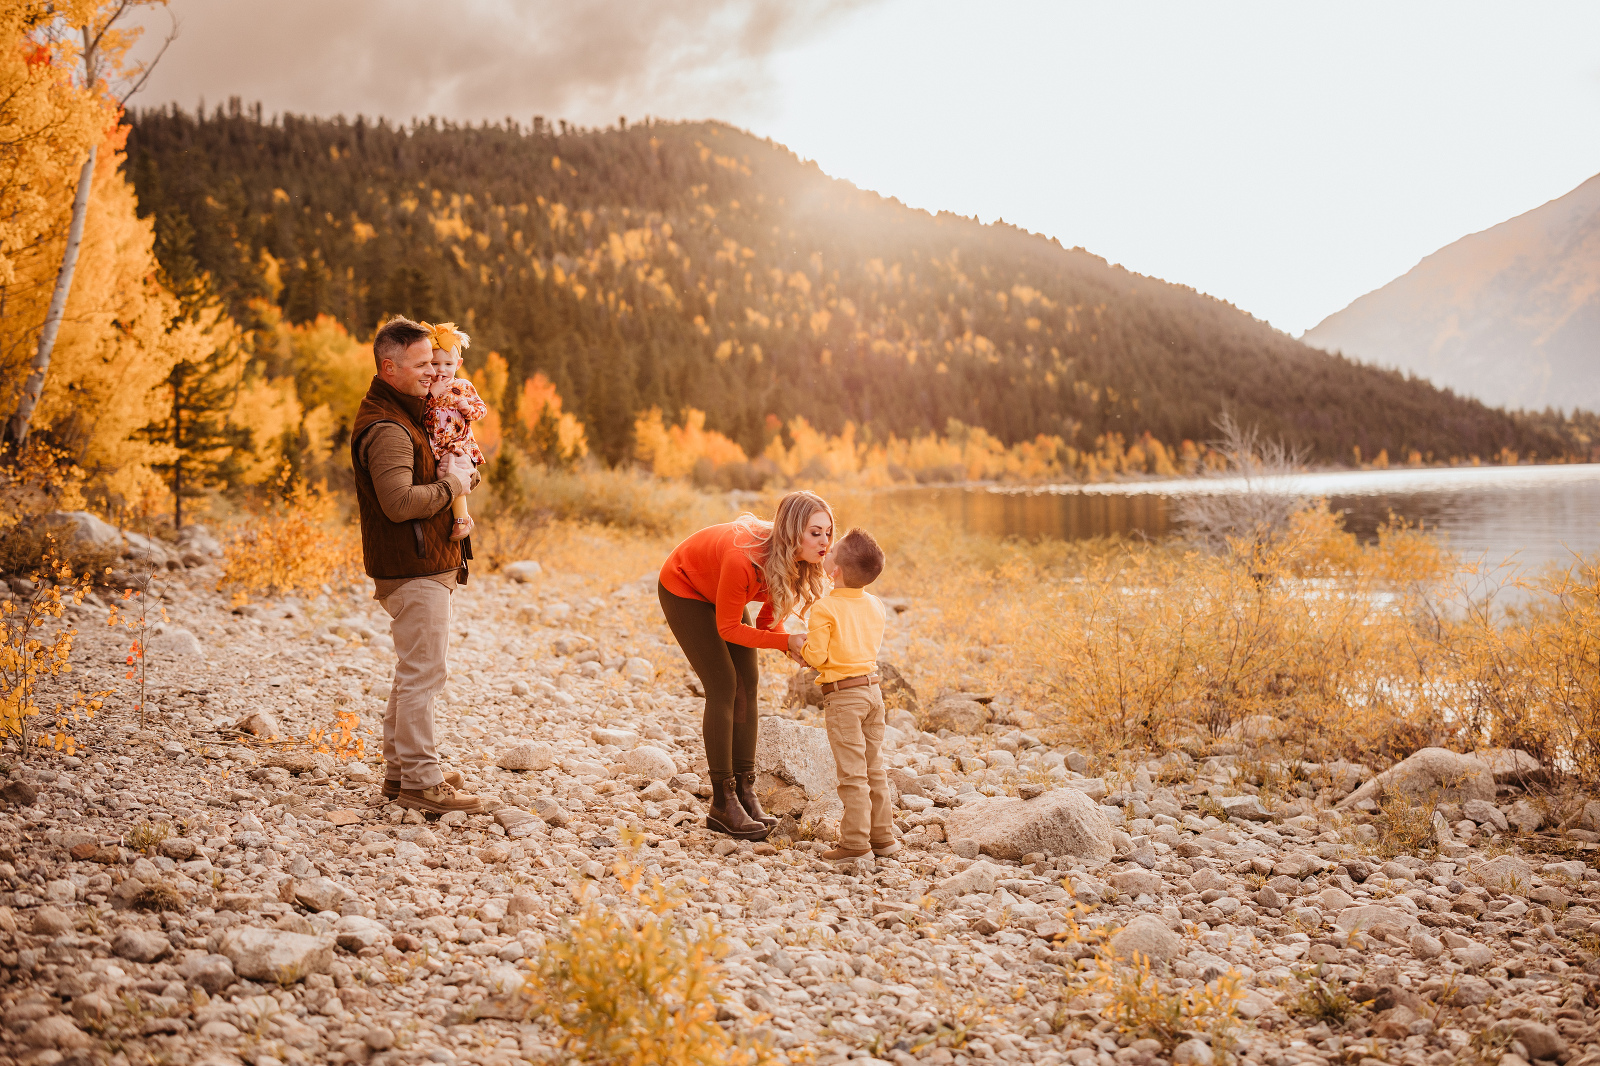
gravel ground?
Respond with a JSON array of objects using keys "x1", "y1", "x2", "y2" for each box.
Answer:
[{"x1": 3, "y1": 558, "x2": 1600, "y2": 1066}]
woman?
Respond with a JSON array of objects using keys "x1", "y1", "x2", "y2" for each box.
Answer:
[{"x1": 658, "y1": 490, "x2": 834, "y2": 839}]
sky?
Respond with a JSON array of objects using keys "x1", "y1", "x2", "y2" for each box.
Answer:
[{"x1": 126, "y1": 0, "x2": 1600, "y2": 337}]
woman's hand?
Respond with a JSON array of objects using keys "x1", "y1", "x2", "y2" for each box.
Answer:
[{"x1": 786, "y1": 632, "x2": 807, "y2": 665}]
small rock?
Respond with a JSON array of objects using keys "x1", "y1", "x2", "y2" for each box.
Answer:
[
  {"x1": 621, "y1": 745, "x2": 677, "y2": 781},
  {"x1": 950, "y1": 837, "x2": 980, "y2": 859},
  {"x1": 922, "y1": 697, "x2": 989, "y2": 735},
  {"x1": 1110, "y1": 914, "x2": 1183, "y2": 963},
  {"x1": 220, "y1": 926, "x2": 332, "y2": 982},
  {"x1": 1, "y1": 779, "x2": 38, "y2": 806},
  {"x1": 177, "y1": 952, "x2": 236, "y2": 993},
  {"x1": 32, "y1": 906, "x2": 74, "y2": 936},
  {"x1": 1452, "y1": 941, "x2": 1495, "y2": 971},
  {"x1": 1462, "y1": 799, "x2": 1508, "y2": 831},
  {"x1": 1506, "y1": 799, "x2": 1544, "y2": 833},
  {"x1": 931, "y1": 860, "x2": 1004, "y2": 900},
  {"x1": 233, "y1": 710, "x2": 282, "y2": 738},
  {"x1": 334, "y1": 914, "x2": 387, "y2": 951},
  {"x1": 1471, "y1": 855, "x2": 1533, "y2": 893},
  {"x1": 1109, "y1": 870, "x2": 1164, "y2": 897},
  {"x1": 623, "y1": 657, "x2": 655, "y2": 684},
  {"x1": 268, "y1": 750, "x2": 334, "y2": 776},
  {"x1": 113, "y1": 928, "x2": 173, "y2": 963},
  {"x1": 497, "y1": 742, "x2": 555, "y2": 771},
  {"x1": 1219, "y1": 795, "x2": 1271, "y2": 821},
  {"x1": 294, "y1": 876, "x2": 346, "y2": 913},
  {"x1": 1410, "y1": 932, "x2": 1443, "y2": 959},
  {"x1": 503, "y1": 560, "x2": 543, "y2": 582},
  {"x1": 1500, "y1": 1020, "x2": 1567, "y2": 1062},
  {"x1": 159, "y1": 836, "x2": 196, "y2": 861},
  {"x1": 22, "y1": 1014, "x2": 91, "y2": 1050},
  {"x1": 590, "y1": 727, "x2": 639, "y2": 749},
  {"x1": 44, "y1": 879, "x2": 76, "y2": 903},
  {"x1": 1172, "y1": 1039, "x2": 1213, "y2": 1065}
]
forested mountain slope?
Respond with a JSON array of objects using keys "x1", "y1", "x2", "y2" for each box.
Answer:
[{"x1": 126, "y1": 104, "x2": 1577, "y2": 466}]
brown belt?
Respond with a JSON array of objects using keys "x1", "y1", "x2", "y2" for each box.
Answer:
[{"x1": 819, "y1": 673, "x2": 880, "y2": 694}]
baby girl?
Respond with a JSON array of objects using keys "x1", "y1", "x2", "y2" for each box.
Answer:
[{"x1": 422, "y1": 321, "x2": 487, "y2": 540}]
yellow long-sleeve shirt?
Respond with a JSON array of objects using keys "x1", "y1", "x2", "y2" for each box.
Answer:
[{"x1": 801, "y1": 586, "x2": 886, "y2": 684}]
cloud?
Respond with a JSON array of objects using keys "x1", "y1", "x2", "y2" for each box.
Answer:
[{"x1": 127, "y1": 0, "x2": 878, "y2": 126}]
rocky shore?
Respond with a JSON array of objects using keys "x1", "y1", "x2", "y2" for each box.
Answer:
[{"x1": 3, "y1": 549, "x2": 1600, "y2": 1066}]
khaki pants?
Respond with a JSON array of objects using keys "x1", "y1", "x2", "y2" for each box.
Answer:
[
  {"x1": 380, "y1": 579, "x2": 452, "y2": 790},
  {"x1": 823, "y1": 684, "x2": 894, "y2": 851}
]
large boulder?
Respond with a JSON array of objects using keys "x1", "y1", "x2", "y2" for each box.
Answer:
[
  {"x1": 1471, "y1": 748, "x2": 1548, "y2": 785},
  {"x1": 219, "y1": 926, "x2": 333, "y2": 982},
  {"x1": 755, "y1": 718, "x2": 837, "y2": 799},
  {"x1": 941, "y1": 788, "x2": 1115, "y2": 862},
  {"x1": 39, "y1": 511, "x2": 122, "y2": 555},
  {"x1": 1339, "y1": 748, "x2": 1494, "y2": 809}
]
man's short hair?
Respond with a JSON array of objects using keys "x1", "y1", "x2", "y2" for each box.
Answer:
[
  {"x1": 834, "y1": 527, "x2": 884, "y2": 588},
  {"x1": 373, "y1": 316, "x2": 429, "y2": 370}
]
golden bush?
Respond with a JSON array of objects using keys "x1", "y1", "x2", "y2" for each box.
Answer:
[
  {"x1": 519, "y1": 879, "x2": 773, "y2": 1066},
  {"x1": 0, "y1": 552, "x2": 107, "y2": 757},
  {"x1": 219, "y1": 469, "x2": 360, "y2": 604}
]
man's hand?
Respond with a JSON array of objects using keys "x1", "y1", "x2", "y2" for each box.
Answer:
[
  {"x1": 442, "y1": 453, "x2": 475, "y2": 488},
  {"x1": 786, "y1": 632, "x2": 807, "y2": 665}
]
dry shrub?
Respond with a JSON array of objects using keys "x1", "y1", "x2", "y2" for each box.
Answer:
[
  {"x1": 1452, "y1": 555, "x2": 1600, "y2": 780},
  {"x1": 485, "y1": 459, "x2": 724, "y2": 537},
  {"x1": 220, "y1": 469, "x2": 359, "y2": 604},
  {"x1": 1090, "y1": 949, "x2": 1243, "y2": 1054},
  {"x1": 519, "y1": 880, "x2": 773, "y2": 1066},
  {"x1": 0, "y1": 551, "x2": 107, "y2": 757}
]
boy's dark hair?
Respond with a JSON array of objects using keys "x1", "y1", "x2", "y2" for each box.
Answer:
[
  {"x1": 373, "y1": 316, "x2": 429, "y2": 370},
  {"x1": 833, "y1": 527, "x2": 884, "y2": 588}
]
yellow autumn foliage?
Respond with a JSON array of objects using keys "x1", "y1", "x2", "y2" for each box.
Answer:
[
  {"x1": 0, "y1": 0, "x2": 114, "y2": 289},
  {"x1": 634, "y1": 407, "x2": 747, "y2": 478}
]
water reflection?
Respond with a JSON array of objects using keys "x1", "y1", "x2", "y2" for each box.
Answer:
[{"x1": 872, "y1": 463, "x2": 1600, "y2": 577}]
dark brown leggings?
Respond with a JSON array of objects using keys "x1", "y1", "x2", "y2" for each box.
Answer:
[{"x1": 658, "y1": 582, "x2": 760, "y2": 775}]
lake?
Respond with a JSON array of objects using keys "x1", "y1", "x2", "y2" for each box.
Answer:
[{"x1": 879, "y1": 463, "x2": 1600, "y2": 578}]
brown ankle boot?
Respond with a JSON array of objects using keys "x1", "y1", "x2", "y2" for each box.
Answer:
[
  {"x1": 706, "y1": 772, "x2": 770, "y2": 840},
  {"x1": 733, "y1": 771, "x2": 777, "y2": 827}
]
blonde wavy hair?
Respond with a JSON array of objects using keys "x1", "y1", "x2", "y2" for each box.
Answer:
[{"x1": 731, "y1": 490, "x2": 833, "y2": 628}]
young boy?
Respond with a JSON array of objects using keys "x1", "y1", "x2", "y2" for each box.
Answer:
[{"x1": 802, "y1": 528, "x2": 898, "y2": 862}]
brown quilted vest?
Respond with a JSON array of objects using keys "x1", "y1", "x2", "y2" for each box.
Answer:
[{"x1": 350, "y1": 376, "x2": 466, "y2": 581}]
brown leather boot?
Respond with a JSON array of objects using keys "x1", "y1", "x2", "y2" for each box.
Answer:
[
  {"x1": 706, "y1": 772, "x2": 770, "y2": 840},
  {"x1": 733, "y1": 771, "x2": 777, "y2": 827}
]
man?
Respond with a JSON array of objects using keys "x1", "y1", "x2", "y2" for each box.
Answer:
[{"x1": 350, "y1": 316, "x2": 482, "y2": 814}]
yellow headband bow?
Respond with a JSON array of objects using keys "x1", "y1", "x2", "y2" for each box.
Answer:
[{"x1": 422, "y1": 321, "x2": 471, "y2": 354}]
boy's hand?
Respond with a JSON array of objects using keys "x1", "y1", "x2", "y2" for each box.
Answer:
[{"x1": 786, "y1": 632, "x2": 807, "y2": 665}]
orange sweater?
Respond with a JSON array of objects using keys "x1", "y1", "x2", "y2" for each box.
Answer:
[{"x1": 659, "y1": 523, "x2": 788, "y2": 650}]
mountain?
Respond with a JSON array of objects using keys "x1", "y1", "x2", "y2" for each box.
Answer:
[
  {"x1": 1303, "y1": 174, "x2": 1600, "y2": 414},
  {"x1": 124, "y1": 104, "x2": 1581, "y2": 467}
]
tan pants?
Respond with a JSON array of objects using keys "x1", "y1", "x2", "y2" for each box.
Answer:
[
  {"x1": 380, "y1": 578, "x2": 452, "y2": 790},
  {"x1": 823, "y1": 683, "x2": 894, "y2": 851}
]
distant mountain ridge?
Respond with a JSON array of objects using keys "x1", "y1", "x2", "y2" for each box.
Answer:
[{"x1": 1304, "y1": 174, "x2": 1600, "y2": 414}]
